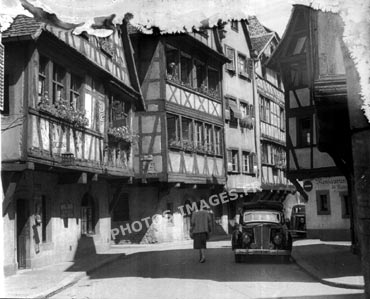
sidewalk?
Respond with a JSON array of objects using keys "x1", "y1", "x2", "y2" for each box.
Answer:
[
  {"x1": 2, "y1": 240, "x2": 194, "y2": 299},
  {"x1": 291, "y1": 239, "x2": 365, "y2": 289}
]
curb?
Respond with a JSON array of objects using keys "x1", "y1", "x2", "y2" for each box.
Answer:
[
  {"x1": 34, "y1": 253, "x2": 127, "y2": 299},
  {"x1": 291, "y1": 255, "x2": 364, "y2": 290}
]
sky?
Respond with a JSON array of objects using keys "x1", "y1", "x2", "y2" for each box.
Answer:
[
  {"x1": 0, "y1": 0, "x2": 294, "y2": 36},
  {"x1": 246, "y1": 0, "x2": 294, "y2": 36}
]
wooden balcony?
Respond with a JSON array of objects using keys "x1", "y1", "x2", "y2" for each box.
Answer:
[
  {"x1": 27, "y1": 108, "x2": 133, "y2": 177},
  {"x1": 256, "y1": 75, "x2": 284, "y2": 105}
]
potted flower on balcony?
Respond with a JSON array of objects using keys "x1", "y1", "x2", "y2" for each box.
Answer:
[
  {"x1": 37, "y1": 94, "x2": 89, "y2": 129},
  {"x1": 169, "y1": 139, "x2": 182, "y2": 149},
  {"x1": 182, "y1": 140, "x2": 195, "y2": 152},
  {"x1": 107, "y1": 126, "x2": 137, "y2": 146},
  {"x1": 240, "y1": 115, "x2": 254, "y2": 129}
]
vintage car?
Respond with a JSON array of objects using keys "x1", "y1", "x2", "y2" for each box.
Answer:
[
  {"x1": 290, "y1": 204, "x2": 307, "y2": 237},
  {"x1": 232, "y1": 201, "x2": 292, "y2": 262}
]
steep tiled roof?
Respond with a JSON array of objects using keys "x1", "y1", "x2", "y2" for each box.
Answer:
[
  {"x1": 2, "y1": 15, "x2": 42, "y2": 39},
  {"x1": 250, "y1": 33, "x2": 274, "y2": 54},
  {"x1": 247, "y1": 16, "x2": 268, "y2": 37}
]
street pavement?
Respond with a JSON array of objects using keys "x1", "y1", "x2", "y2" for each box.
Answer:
[{"x1": 2, "y1": 237, "x2": 365, "y2": 299}]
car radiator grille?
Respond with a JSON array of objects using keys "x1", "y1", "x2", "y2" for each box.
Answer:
[{"x1": 253, "y1": 225, "x2": 271, "y2": 249}]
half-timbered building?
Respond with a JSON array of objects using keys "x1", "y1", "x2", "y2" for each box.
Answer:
[
  {"x1": 1, "y1": 15, "x2": 144, "y2": 275},
  {"x1": 221, "y1": 19, "x2": 258, "y2": 232},
  {"x1": 118, "y1": 26, "x2": 229, "y2": 243},
  {"x1": 248, "y1": 16, "x2": 293, "y2": 202},
  {"x1": 267, "y1": 5, "x2": 353, "y2": 241}
]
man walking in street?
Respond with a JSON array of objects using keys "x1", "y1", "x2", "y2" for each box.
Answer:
[{"x1": 191, "y1": 200, "x2": 212, "y2": 263}]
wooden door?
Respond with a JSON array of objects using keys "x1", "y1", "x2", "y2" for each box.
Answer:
[{"x1": 16, "y1": 199, "x2": 29, "y2": 269}]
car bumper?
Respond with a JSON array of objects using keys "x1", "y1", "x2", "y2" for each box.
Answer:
[{"x1": 234, "y1": 248, "x2": 291, "y2": 256}]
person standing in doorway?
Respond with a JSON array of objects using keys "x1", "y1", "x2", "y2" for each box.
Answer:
[{"x1": 191, "y1": 200, "x2": 212, "y2": 263}]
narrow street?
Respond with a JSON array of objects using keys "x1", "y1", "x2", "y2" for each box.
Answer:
[{"x1": 50, "y1": 240, "x2": 364, "y2": 299}]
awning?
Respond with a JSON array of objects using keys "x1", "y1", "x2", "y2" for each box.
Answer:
[{"x1": 228, "y1": 101, "x2": 242, "y2": 119}]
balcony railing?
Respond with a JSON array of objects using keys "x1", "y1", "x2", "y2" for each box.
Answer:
[
  {"x1": 256, "y1": 74, "x2": 284, "y2": 104},
  {"x1": 28, "y1": 107, "x2": 133, "y2": 175}
]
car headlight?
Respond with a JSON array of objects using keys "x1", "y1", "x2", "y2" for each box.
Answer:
[
  {"x1": 273, "y1": 233, "x2": 283, "y2": 245},
  {"x1": 242, "y1": 233, "x2": 251, "y2": 245}
]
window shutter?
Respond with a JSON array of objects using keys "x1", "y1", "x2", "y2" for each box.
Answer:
[
  {"x1": 251, "y1": 153, "x2": 257, "y2": 173},
  {"x1": 250, "y1": 104, "x2": 254, "y2": 117},
  {"x1": 247, "y1": 58, "x2": 253, "y2": 78},
  {"x1": 227, "y1": 150, "x2": 233, "y2": 172}
]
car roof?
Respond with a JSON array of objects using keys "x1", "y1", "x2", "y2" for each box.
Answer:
[{"x1": 242, "y1": 201, "x2": 283, "y2": 212}]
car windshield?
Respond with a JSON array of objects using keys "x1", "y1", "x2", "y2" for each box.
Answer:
[{"x1": 243, "y1": 211, "x2": 281, "y2": 223}]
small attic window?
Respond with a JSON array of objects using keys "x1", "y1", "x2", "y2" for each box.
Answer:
[
  {"x1": 292, "y1": 36, "x2": 307, "y2": 55},
  {"x1": 231, "y1": 20, "x2": 239, "y2": 32}
]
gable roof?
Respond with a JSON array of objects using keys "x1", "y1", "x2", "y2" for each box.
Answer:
[
  {"x1": 250, "y1": 33, "x2": 274, "y2": 54},
  {"x1": 247, "y1": 16, "x2": 279, "y2": 57},
  {"x1": 2, "y1": 15, "x2": 42, "y2": 39},
  {"x1": 3, "y1": 15, "x2": 145, "y2": 110}
]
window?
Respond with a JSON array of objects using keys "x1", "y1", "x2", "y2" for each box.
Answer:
[
  {"x1": 38, "y1": 56, "x2": 48, "y2": 101},
  {"x1": 238, "y1": 53, "x2": 248, "y2": 77},
  {"x1": 166, "y1": 46, "x2": 179, "y2": 80},
  {"x1": 260, "y1": 97, "x2": 271, "y2": 123},
  {"x1": 181, "y1": 117, "x2": 193, "y2": 142},
  {"x1": 340, "y1": 192, "x2": 350, "y2": 219},
  {"x1": 262, "y1": 143, "x2": 269, "y2": 164},
  {"x1": 316, "y1": 190, "x2": 331, "y2": 215},
  {"x1": 81, "y1": 193, "x2": 96, "y2": 235},
  {"x1": 194, "y1": 60, "x2": 206, "y2": 88},
  {"x1": 110, "y1": 95, "x2": 128, "y2": 128},
  {"x1": 240, "y1": 102, "x2": 249, "y2": 117},
  {"x1": 242, "y1": 152, "x2": 250, "y2": 173},
  {"x1": 297, "y1": 117, "x2": 312, "y2": 147},
  {"x1": 52, "y1": 63, "x2": 66, "y2": 103},
  {"x1": 227, "y1": 149, "x2": 239, "y2": 172},
  {"x1": 204, "y1": 124, "x2": 213, "y2": 152},
  {"x1": 231, "y1": 20, "x2": 239, "y2": 31},
  {"x1": 70, "y1": 74, "x2": 82, "y2": 110},
  {"x1": 225, "y1": 46, "x2": 236, "y2": 72},
  {"x1": 167, "y1": 114, "x2": 180, "y2": 145},
  {"x1": 215, "y1": 127, "x2": 222, "y2": 155},
  {"x1": 195, "y1": 121, "x2": 203, "y2": 147},
  {"x1": 207, "y1": 68, "x2": 219, "y2": 94},
  {"x1": 229, "y1": 99, "x2": 238, "y2": 128},
  {"x1": 180, "y1": 54, "x2": 192, "y2": 85},
  {"x1": 113, "y1": 193, "x2": 130, "y2": 222},
  {"x1": 280, "y1": 107, "x2": 285, "y2": 131}
]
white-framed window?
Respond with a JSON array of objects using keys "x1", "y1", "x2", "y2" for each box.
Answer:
[
  {"x1": 238, "y1": 53, "x2": 249, "y2": 78},
  {"x1": 225, "y1": 46, "x2": 236, "y2": 72},
  {"x1": 227, "y1": 149, "x2": 239, "y2": 172}
]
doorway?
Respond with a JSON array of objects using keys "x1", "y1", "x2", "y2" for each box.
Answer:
[{"x1": 16, "y1": 199, "x2": 29, "y2": 269}]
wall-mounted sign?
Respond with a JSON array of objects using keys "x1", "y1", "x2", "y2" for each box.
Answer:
[{"x1": 303, "y1": 180, "x2": 313, "y2": 192}]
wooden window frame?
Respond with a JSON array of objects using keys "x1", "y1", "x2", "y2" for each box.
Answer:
[
  {"x1": 225, "y1": 45, "x2": 236, "y2": 72},
  {"x1": 316, "y1": 190, "x2": 331, "y2": 215},
  {"x1": 214, "y1": 126, "x2": 222, "y2": 156},
  {"x1": 52, "y1": 63, "x2": 66, "y2": 103},
  {"x1": 297, "y1": 116, "x2": 312, "y2": 148},
  {"x1": 237, "y1": 52, "x2": 249, "y2": 78},
  {"x1": 167, "y1": 113, "x2": 181, "y2": 147},
  {"x1": 231, "y1": 20, "x2": 239, "y2": 32}
]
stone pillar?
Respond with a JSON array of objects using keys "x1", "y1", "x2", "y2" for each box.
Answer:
[{"x1": 343, "y1": 44, "x2": 370, "y2": 296}]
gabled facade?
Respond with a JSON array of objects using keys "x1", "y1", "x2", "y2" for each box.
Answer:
[
  {"x1": 248, "y1": 16, "x2": 293, "y2": 201},
  {"x1": 2, "y1": 15, "x2": 143, "y2": 275},
  {"x1": 221, "y1": 20, "x2": 258, "y2": 230},
  {"x1": 267, "y1": 5, "x2": 353, "y2": 241},
  {"x1": 115, "y1": 26, "x2": 230, "y2": 243}
]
